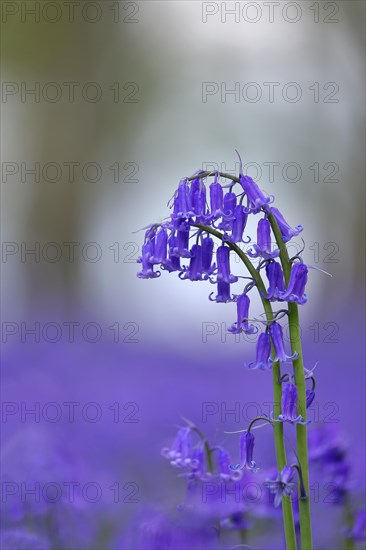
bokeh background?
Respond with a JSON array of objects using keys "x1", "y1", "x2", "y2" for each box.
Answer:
[{"x1": 1, "y1": 1, "x2": 365, "y2": 549}]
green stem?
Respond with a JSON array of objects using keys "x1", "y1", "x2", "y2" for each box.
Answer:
[
  {"x1": 268, "y1": 213, "x2": 313, "y2": 550},
  {"x1": 194, "y1": 222, "x2": 297, "y2": 550},
  {"x1": 182, "y1": 416, "x2": 214, "y2": 473},
  {"x1": 343, "y1": 497, "x2": 355, "y2": 550}
]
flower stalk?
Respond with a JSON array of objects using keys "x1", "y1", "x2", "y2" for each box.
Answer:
[
  {"x1": 269, "y1": 212, "x2": 313, "y2": 550},
  {"x1": 194, "y1": 221, "x2": 297, "y2": 550}
]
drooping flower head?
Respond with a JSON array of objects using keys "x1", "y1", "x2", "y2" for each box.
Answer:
[
  {"x1": 171, "y1": 221, "x2": 191, "y2": 258},
  {"x1": 239, "y1": 174, "x2": 272, "y2": 211},
  {"x1": 190, "y1": 176, "x2": 207, "y2": 220},
  {"x1": 201, "y1": 236, "x2": 216, "y2": 277},
  {"x1": 230, "y1": 432, "x2": 256, "y2": 472},
  {"x1": 216, "y1": 245, "x2": 238, "y2": 284},
  {"x1": 306, "y1": 388, "x2": 315, "y2": 409},
  {"x1": 248, "y1": 218, "x2": 279, "y2": 259},
  {"x1": 275, "y1": 382, "x2": 310, "y2": 425},
  {"x1": 209, "y1": 281, "x2": 235, "y2": 303},
  {"x1": 217, "y1": 448, "x2": 241, "y2": 481},
  {"x1": 271, "y1": 207, "x2": 303, "y2": 243},
  {"x1": 149, "y1": 227, "x2": 168, "y2": 265},
  {"x1": 179, "y1": 244, "x2": 204, "y2": 281},
  {"x1": 280, "y1": 262, "x2": 308, "y2": 305},
  {"x1": 137, "y1": 237, "x2": 161, "y2": 279},
  {"x1": 247, "y1": 332, "x2": 272, "y2": 370},
  {"x1": 163, "y1": 234, "x2": 181, "y2": 272},
  {"x1": 263, "y1": 261, "x2": 285, "y2": 301},
  {"x1": 223, "y1": 205, "x2": 248, "y2": 244},
  {"x1": 207, "y1": 174, "x2": 224, "y2": 221},
  {"x1": 174, "y1": 178, "x2": 195, "y2": 219},
  {"x1": 228, "y1": 294, "x2": 256, "y2": 335},
  {"x1": 218, "y1": 192, "x2": 237, "y2": 231},
  {"x1": 269, "y1": 322, "x2": 297, "y2": 363},
  {"x1": 162, "y1": 427, "x2": 193, "y2": 468}
]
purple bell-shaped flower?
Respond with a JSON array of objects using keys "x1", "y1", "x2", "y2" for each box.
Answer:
[
  {"x1": 179, "y1": 244, "x2": 204, "y2": 281},
  {"x1": 247, "y1": 332, "x2": 272, "y2": 370},
  {"x1": 269, "y1": 322, "x2": 297, "y2": 363},
  {"x1": 279, "y1": 263, "x2": 308, "y2": 305},
  {"x1": 209, "y1": 281, "x2": 235, "y2": 303},
  {"x1": 201, "y1": 236, "x2": 216, "y2": 278},
  {"x1": 230, "y1": 432, "x2": 256, "y2": 472},
  {"x1": 137, "y1": 238, "x2": 161, "y2": 279},
  {"x1": 271, "y1": 207, "x2": 303, "y2": 243},
  {"x1": 263, "y1": 261, "x2": 286, "y2": 301},
  {"x1": 274, "y1": 382, "x2": 310, "y2": 425},
  {"x1": 216, "y1": 245, "x2": 238, "y2": 284},
  {"x1": 228, "y1": 294, "x2": 256, "y2": 334},
  {"x1": 248, "y1": 218, "x2": 279, "y2": 259},
  {"x1": 239, "y1": 174, "x2": 272, "y2": 211}
]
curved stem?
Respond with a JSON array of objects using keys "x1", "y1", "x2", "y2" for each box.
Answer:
[
  {"x1": 188, "y1": 171, "x2": 241, "y2": 184},
  {"x1": 182, "y1": 416, "x2": 214, "y2": 473},
  {"x1": 194, "y1": 222, "x2": 297, "y2": 550},
  {"x1": 268, "y1": 213, "x2": 313, "y2": 550}
]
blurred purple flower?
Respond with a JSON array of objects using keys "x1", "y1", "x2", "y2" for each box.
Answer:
[{"x1": 162, "y1": 427, "x2": 193, "y2": 469}]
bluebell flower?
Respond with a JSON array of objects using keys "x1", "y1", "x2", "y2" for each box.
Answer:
[
  {"x1": 228, "y1": 294, "x2": 256, "y2": 335},
  {"x1": 274, "y1": 383, "x2": 310, "y2": 425},
  {"x1": 239, "y1": 174, "x2": 272, "y2": 211},
  {"x1": 162, "y1": 427, "x2": 193, "y2": 468},
  {"x1": 263, "y1": 261, "x2": 285, "y2": 301},
  {"x1": 201, "y1": 236, "x2": 216, "y2": 277},
  {"x1": 247, "y1": 332, "x2": 272, "y2": 370},
  {"x1": 216, "y1": 245, "x2": 238, "y2": 284},
  {"x1": 308, "y1": 426, "x2": 352, "y2": 504},
  {"x1": 173, "y1": 178, "x2": 195, "y2": 219},
  {"x1": 248, "y1": 218, "x2": 279, "y2": 259},
  {"x1": 190, "y1": 177, "x2": 207, "y2": 219},
  {"x1": 231, "y1": 432, "x2": 256, "y2": 472},
  {"x1": 271, "y1": 207, "x2": 303, "y2": 243},
  {"x1": 345, "y1": 509, "x2": 366, "y2": 542},
  {"x1": 209, "y1": 282, "x2": 235, "y2": 303},
  {"x1": 179, "y1": 244, "x2": 204, "y2": 281},
  {"x1": 184, "y1": 446, "x2": 207, "y2": 481},
  {"x1": 137, "y1": 240, "x2": 161, "y2": 279},
  {"x1": 170, "y1": 221, "x2": 191, "y2": 258},
  {"x1": 217, "y1": 448, "x2": 242, "y2": 481},
  {"x1": 205, "y1": 175, "x2": 224, "y2": 222},
  {"x1": 279, "y1": 262, "x2": 308, "y2": 305},
  {"x1": 149, "y1": 227, "x2": 168, "y2": 265},
  {"x1": 269, "y1": 322, "x2": 298, "y2": 363},
  {"x1": 264, "y1": 465, "x2": 297, "y2": 508},
  {"x1": 223, "y1": 205, "x2": 249, "y2": 243},
  {"x1": 163, "y1": 234, "x2": 181, "y2": 272},
  {"x1": 218, "y1": 192, "x2": 237, "y2": 231},
  {"x1": 306, "y1": 388, "x2": 315, "y2": 408}
]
